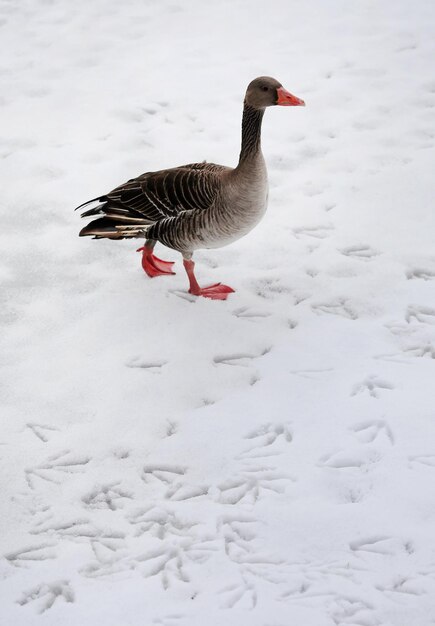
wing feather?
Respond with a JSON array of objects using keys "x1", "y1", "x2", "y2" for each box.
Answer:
[{"x1": 77, "y1": 162, "x2": 230, "y2": 225}]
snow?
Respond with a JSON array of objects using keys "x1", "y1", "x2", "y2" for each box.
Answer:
[{"x1": 1, "y1": 0, "x2": 435, "y2": 623}]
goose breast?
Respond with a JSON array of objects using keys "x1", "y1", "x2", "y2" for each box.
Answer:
[{"x1": 202, "y1": 157, "x2": 269, "y2": 249}]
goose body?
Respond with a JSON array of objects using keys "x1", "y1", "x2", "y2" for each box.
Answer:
[{"x1": 77, "y1": 77, "x2": 305, "y2": 299}]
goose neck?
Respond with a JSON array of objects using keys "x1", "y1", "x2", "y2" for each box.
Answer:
[{"x1": 238, "y1": 104, "x2": 265, "y2": 165}]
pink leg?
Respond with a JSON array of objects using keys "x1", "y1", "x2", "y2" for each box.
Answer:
[
  {"x1": 137, "y1": 245, "x2": 175, "y2": 277},
  {"x1": 183, "y1": 259, "x2": 235, "y2": 300}
]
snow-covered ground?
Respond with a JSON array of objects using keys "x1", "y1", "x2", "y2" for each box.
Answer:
[{"x1": 1, "y1": 0, "x2": 435, "y2": 623}]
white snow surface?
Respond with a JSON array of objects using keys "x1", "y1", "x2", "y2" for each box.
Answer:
[{"x1": 1, "y1": 0, "x2": 435, "y2": 624}]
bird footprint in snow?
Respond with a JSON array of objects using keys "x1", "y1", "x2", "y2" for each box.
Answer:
[
  {"x1": 238, "y1": 423, "x2": 292, "y2": 459},
  {"x1": 17, "y1": 580, "x2": 74, "y2": 613},
  {"x1": 340, "y1": 244, "x2": 380, "y2": 260},
  {"x1": 25, "y1": 450, "x2": 90, "y2": 489},
  {"x1": 351, "y1": 420, "x2": 395, "y2": 445},
  {"x1": 26, "y1": 423, "x2": 59, "y2": 443},
  {"x1": 406, "y1": 305, "x2": 435, "y2": 325},
  {"x1": 312, "y1": 299, "x2": 357, "y2": 320},
  {"x1": 82, "y1": 482, "x2": 133, "y2": 510},
  {"x1": 351, "y1": 375, "x2": 394, "y2": 398},
  {"x1": 213, "y1": 347, "x2": 271, "y2": 367},
  {"x1": 406, "y1": 267, "x2": 435, "y2": 281},
  {"x1": 293, "y1": 225, "x2": 333, "y2": 239}
]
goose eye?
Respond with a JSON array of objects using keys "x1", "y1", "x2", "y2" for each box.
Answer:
[{"x1": 261, "y1": 86, "x2": 269, "y2": 92}]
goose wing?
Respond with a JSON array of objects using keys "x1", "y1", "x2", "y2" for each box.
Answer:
[{"x1": 78, "y1": 163, "x2": 229, "y2": 223}]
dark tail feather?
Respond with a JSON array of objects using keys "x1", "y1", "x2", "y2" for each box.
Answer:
[
  {"x1": 78, "y1": 199, "x2": 149, "y2": 220},
  {"x1": 79, "y1": 217, "x2": 151, "y2": 240},
  {"x1": 74, "y1": 195, "x2": 108, "y2": 212}
]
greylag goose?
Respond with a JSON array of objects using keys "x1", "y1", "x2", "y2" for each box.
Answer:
[{"x1": 77, "y1": 77, "x2": 305, "y2": 299}]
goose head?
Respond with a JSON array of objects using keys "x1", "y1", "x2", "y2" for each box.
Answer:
[{"x1": 245, "y1": 76, "x2": 305, "y2": 109}]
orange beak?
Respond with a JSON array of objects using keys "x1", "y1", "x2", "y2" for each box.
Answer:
[{"x1": 276, "y1": 87, "x2": 305, "y2": 107}]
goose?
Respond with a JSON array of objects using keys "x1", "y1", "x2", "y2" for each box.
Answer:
[{"x1": 76, "y1": 77, "x2": 305, "y2": 300}]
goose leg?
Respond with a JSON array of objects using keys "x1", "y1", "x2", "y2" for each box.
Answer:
[
  {"x1": 183, "y1": 257, "x2": 235, "y2": 300},
  {"x1": 137, "y1": 239, "x2": 175, "y2": 277}
]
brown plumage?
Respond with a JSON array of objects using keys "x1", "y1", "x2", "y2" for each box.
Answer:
[{"x1": 77, "y1": 77, "x2": 305, "y2": 299}]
